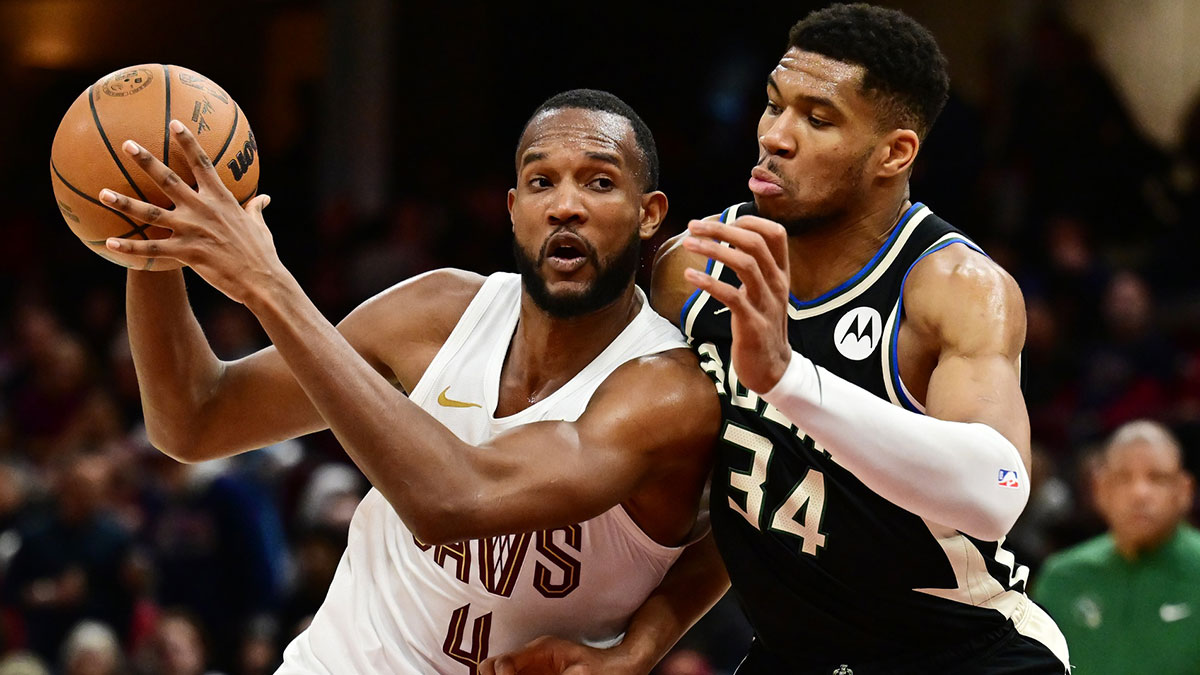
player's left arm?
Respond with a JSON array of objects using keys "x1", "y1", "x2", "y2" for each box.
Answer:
[
  {"x1": 906, "y1": 244, "x2": 1031, "y2": 471},
  {"x1": 686, "y1": 216, "x2": 1030, "y2": 541}
]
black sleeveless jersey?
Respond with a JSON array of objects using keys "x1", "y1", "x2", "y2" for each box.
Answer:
[{"x1": 683, "y1": 203, "x2": 1038, "y2": 671}]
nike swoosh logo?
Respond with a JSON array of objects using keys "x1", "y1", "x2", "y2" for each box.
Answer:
[
  {"x1": 714, "y1": 306, "x2": 730, "y2": 315},
  {"x1": 1160, "y1": 603, "x2": 1192, "y2": 623},
  {"x1": 438, "y1": 387, "x2": 481, "y2": 409}
]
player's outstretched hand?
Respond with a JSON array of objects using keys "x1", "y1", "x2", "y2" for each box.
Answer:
[
  {"x1": 98, "y1": 119, "x2": 279, "y2": 305},
  {"x1": 479, "y1": 635, "x2": 644, "y2": 675},
  {"x1": 682, "y1": 215, "x2": 793, "y2": 394}
]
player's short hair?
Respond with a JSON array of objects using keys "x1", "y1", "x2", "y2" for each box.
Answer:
[
  {"x1": 787, "y1": 3, "x2": 949, "y2": 139},
  {"x1": 519, "y1": 88, "x2": 659, "y2": 192}
]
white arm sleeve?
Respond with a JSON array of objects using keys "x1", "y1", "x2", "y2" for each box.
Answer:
[{"x1": 760, "y1": 352, "x2": 1029, "y2": 541}]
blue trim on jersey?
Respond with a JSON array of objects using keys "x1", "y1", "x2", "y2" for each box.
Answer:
[
  {"x1": 678, "y1": 206, "x2": 732, "y2": 331},
  {"x1": 790, "y1": 202, "x2": 925, "y2": 309},
  {"x1": 679, "y1": 257, "x2": 716, "y2": 331},
  {"x1": 889, "y1": 237, "x2": 984, "y2": 413}
]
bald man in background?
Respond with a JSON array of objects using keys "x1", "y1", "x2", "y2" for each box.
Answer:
[{"x1": 1035, "y1": 420, "x2": 1200, "y2": 675}]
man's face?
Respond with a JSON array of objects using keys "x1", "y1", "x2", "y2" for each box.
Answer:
[
  {"x1": 750, "y1": 48, "x2": 884, "y2": 232},
  {"x1": 509, "y1": 108, "x2": 652, "y2": 318},
  {"x1": 1096, "y1": 439, "x2": 1193, "y2": 552}
]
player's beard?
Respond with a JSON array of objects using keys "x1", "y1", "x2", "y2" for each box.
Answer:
[
  {"x1": 759, "y1": 147, "x2": 873, "y2": 235},
  {"x1": 513, "y1": 229, "x2": 641, "y2": 319}
]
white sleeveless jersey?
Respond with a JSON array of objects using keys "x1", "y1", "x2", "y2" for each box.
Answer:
[{"x1": 279, "y1": 272, "x2": 690, "y2": 675}]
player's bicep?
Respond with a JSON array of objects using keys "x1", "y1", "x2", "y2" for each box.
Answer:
[{"x1": 912, "y1": 248, "x2": 1031, "y2": 466}]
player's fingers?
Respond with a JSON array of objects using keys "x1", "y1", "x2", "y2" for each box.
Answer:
[
  {"x1": 98, "y1": 189, "x2": 177, "y2": 231},
  {"x1": 121, "y1": 140, "x2": 198, "y2": 204},
  {"x1": 105, "y1": 235, "x2": 181, "y2": 261},
  {"x1": 687, "y1": 219, "x2": 784, "y2": 292},
  {"x1": 684, "y1": 266, "x2": 748, "y2": 313},
  {"x1": 168, "y1": 119, "x2": 226, "y2": 193},
  {"x1": 731, "y1": 215, "x2": 790, "y2": 274},
  {"x1": 681, "y1": 235, "x2": 769, "y2": 300},
  {"x1": 244, "y1": 193, "x2": 271, "y2": 218},
  {"x1": 477, "y1": 656, "x2": 508, "y2": 675}
]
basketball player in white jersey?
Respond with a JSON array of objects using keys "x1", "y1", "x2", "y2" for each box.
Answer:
[{"x1": 99, "y1": 89, "x2": 720, "y2": 674}]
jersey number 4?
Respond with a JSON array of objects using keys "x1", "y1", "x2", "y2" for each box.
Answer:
[{"x1": 724, "y1": 422, "x2": 828, "y2": 556}]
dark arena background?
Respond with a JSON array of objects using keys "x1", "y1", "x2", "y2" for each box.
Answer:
[{"x1": 2, "y1": 1, "x2": 1199, "y2": 673}]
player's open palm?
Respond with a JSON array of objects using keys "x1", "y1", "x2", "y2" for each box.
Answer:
[
  {"x1": 99, "y1": 119, "x2": 279, "y2": 305},
  {"x1": 681, "y1": 215, "x2": 793, "y2": 394},
  {"x1": 479, "y1": 635, "x2": 644, "y2": 675}
]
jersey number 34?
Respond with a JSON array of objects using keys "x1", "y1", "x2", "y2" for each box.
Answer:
[{"x1": 723, "y1": 422, "x2": 828, "y2": 556}]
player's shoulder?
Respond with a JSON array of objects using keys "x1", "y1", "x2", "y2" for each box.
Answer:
[
  {"x1": 651, "y1": 214, "x2": 723, "y2": 323},
  {"x1": 907, "y1": 240, "x2": 1019, "y2": 299},
  {"x1": 903, "y1": 239, "x2": 1025, "y2": 347},
  {"x1": 338, "y1": 268, "x2": 486, "y2": 370},
  {"x1": 591, "y1": 348, "x2": 720, "y2": 432},
  {"x1": 607, "y1": 347, "x2": 712, "y2": 395},
  {"x1": 351, "y1": 268, "x2": 485, "y2": 325}
]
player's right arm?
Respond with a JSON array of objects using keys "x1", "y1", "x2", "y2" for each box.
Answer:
[{"x1": 125, "y1": 267, "x2": 478, "y2": 461}]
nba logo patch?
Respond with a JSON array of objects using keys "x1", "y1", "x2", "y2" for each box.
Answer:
[{"x1": 997, "y1": 469, "x2": 1021, "y2": 488}]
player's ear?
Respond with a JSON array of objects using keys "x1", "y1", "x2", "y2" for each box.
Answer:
[
  {"x1": 875, "y1": 128, "x2": 919, "y2": 178},
  {"x1": 507, "y1": 188, "x2": 517, "y2": 231},
  {"x1": 638, "y1": 190, "x2": 668, "y2": 240}
]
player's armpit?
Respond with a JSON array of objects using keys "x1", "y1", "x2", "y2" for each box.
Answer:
[
  {"x1": 410, "y1": 349, "x2": 721, "y2": 547},
  {"x1": 337, "y1": 268, "x2": 485, "y2": 393}
]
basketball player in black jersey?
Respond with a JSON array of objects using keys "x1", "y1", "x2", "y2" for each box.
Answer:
[{"x1": 484, "y1": 5, "x2": 1070, "y2": 675}]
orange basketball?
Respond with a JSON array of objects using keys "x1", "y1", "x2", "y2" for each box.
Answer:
[{"x1": 50, "y1": 64, "x2": 259, "y2": 270}]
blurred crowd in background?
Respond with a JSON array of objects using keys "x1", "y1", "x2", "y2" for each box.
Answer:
[{"x1": 2, "y1": 3, "x2": 1200, "y2": 674}]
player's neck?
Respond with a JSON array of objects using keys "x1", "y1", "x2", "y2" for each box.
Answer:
[
  {"x1": 496, "y1": 287, "x2": 641, "y2": 416},
  {"x1": 786, "y1": 197, "x2": 911, "y2": 302}
]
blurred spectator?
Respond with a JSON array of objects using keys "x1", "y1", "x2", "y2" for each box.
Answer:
[
  {"x1": 60, "y1": 620, "x2": 124, "y2": 675},
  {"x1": 294, "y1": 463, "x2": 364, "y2": 533},
  {"x1": 4, "y1": 310, "x2": 121, "y2": 467},
  {"x1": 234, "y1": 614, "x2": 280, "y2": 675},
  {"x1": 1003, "y1": 13, "x2": 1166, "y2": 248},
  {"x1": 655, "y1": 649, "x2": 716, "y2": 675},
  {"x1": 0, "y1": 653, "x2": 48, "y2": 675},
  {"x1": 139, "y1": 456, "x2": 285, "y2": 671},
  {"x1": 279, "y1": 525, "x2": 344, "y2": 641},
  {"x1": 1007, "y1": 445, "x2": 1075, "y2": 570},
  {"x1": 132, "y1": 610, "x2": 223, "y2": 675},
  {"x1": 1074, "y1": 271, "x2": 1176, "y2": 442},
  {"x1": 1034, "y1": 420, "x2": 1200, "y2": 674},
  {"x1": 1, "y1": 452, "x2": 136, "y2": 661}
]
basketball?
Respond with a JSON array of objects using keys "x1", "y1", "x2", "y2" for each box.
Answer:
[{"x1": 49, "y1": 64, "x2": 259, "y2": 270}]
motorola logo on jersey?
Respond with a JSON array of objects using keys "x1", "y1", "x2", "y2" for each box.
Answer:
[{"x1": 833, "y1": 307, "x2": 882, "y2": 361}]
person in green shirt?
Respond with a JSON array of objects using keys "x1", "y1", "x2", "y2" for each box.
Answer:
[{"x1": 1035, "y1": 419, "x2": 1200, "y2": 674}]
